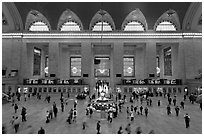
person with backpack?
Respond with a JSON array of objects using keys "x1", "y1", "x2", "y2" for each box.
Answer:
[{"x1": 184, "y1": 113, "x2": 190, "y2": 128}]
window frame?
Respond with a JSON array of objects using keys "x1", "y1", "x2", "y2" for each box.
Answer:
[
  {"x1": 70, "y1": 56, "x2": 82, "y2": 77},
  {"x1": 123, "y1": 56, "x2": 135, "y2": 77}
]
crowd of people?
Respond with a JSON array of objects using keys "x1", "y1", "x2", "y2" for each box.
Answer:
[{"x1": 2, "y1": 86, "x2": 202, "y2": 134}]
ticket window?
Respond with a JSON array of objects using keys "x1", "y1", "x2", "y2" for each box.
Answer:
[
  {"x1": 68, "y1": 87, "x2": 71, "y2": 93},
  {"x1": 39, "y1": 87, "x2": 42, "y2": 93},
  {"x1": 28, "y1": 87, "x2": 32, "y2": 93},
  {"x1": 53, "y1": 87, "x2": 57, "y2": 93},
  {"x1": 148, "y1": 87, "x2": 152, "y2": 93},
  {"x1": 43, "y1": 87, "x2": 47, "y2": 93},
  {"x1": 129, "y1": 87, "x2": 133, "y2": 93},
  {"x1": 77, "y1": 87, "x2": 81, "y2": 93},
  {"x1": 34, "y1": 87, "x2": 37, "y2": 94},
  {"x1": 168, "y1": 87, "x2": 172, "y2": 93},
  {"x1": 178, "y1": 87, "x2": 181, "y2": 94},
  {"x1": 163, "y1": 88, "x2": 167, "y2": 94},
  {"x1": 63, "y1": 87, "x2": 66, "y2": 93},
  {"x1": 124, "y1": 87, "x2": 128, "y2": 93},
  {"x1": 58, "y1": 87, "x2": 61, "y2": 93},
  {"x1": 173, "y1": 87, "x2": 177, "y2": 94},
  {"x1": 48, "y1": 87, "x2": 52, "y2": 93}
]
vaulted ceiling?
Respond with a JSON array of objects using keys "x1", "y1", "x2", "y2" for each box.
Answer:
[{"x1": 14, "y1": 2, "x2": 191, "y2": 30}]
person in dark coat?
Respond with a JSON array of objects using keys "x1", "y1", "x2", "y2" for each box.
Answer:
[
  {"x1": 200, "y1": 103, "x2": 202, "y2": 110},
  {"x1": 149, "y1": 99, "x2": 152, "y2": 106},
  {"x1": 14, "y1": 104, "x2": 18, "y2": 113},
  {"x1": 21, "y1": 107, "x2": 27, "y2": 122},
  {"x1": 167, "y1": 105, "x2": 171, "y2": 115},
  {"x1": 61, "y1": 102, "x2": 64, "y2": 112},
  {"x1": 158, "y1": 100, "x2": 161, "y2": 106},
  {"x1": 140, "y1": 106, "x2": 143, "y2": 115},
  {"x1": 144, "y1": 107, "x2": 148, "y2": 117},
  {"x1": 180, "y1": 101, "x2": 185, "y2": 109},
  {"x1": 96, "y1": 121, "x2": 101, "y2": 134},
  {"x1": 175, "y1": 106, "x2": 180, "y2": 116},
  {"x1": 89, "y1": 107, "x2": 93, "y2": 118},
  {"x1": 38, "y1": 127, "x2": 45, "y2": 134},
  {"x1": 168, "y1": 97, "x2": 172, "y2": 105},
  {"x1": 184, "y1": 113, "x2": 190, "y2": 128},
  {"x1": 117, "y1": 126, "x2": 123, "y2": 134},
  {"x1": 173, "y1": 98, "x2": 177, "y2": 106}
]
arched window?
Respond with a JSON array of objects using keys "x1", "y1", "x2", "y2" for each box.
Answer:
[
  {"x1": 60, "y1": 21, "x2": 81, "y2": 31},
  {"x1": 29, "y1": 21, "x2": 49, "y2": 31},
  {"x1": 124, "y1": 21, "x2": 145, "y2": 31},
  {"x1": 156, "y1": 21, "x2": 176, "y2": 31},
  {"x1": 92, "y1": 22, "x2": 112, "y2": 31}
]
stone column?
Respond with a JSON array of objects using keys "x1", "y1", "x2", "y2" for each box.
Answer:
[
  {"x1": 113, "y1": 42, "x2": 123, "y2": 90},
  {"x1": 19, "y1": 42, "x2": 29, "y2": 82},
  {"x1": 48, "y1": 42, "x2": 59, "y2": 78},
  {"x1": 144, "y1": 42, "x2": 156, "y2": 78},
  {"x1": 81, "y1": 43, "x2": 93, "y2": 88}
]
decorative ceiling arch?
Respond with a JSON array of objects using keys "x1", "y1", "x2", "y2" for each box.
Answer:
[
  {"x1": 89, "y1": 9, "x2": 116, "y2": 31},
  {"x1": 154, "y1": 9, "x2": 181, "y2": 31},
  {"x1": 2, "y1": 2, "x2": 23, "y2": 32},
  {"x1": 57, "y1": 9, "x2": 83, "y2": 31},
  {"x1": 182, "y1": 2, "x2": 201, "y2": 32},
  {"x1": 25, "y1": 10, "x2": 51, "y2": 31},
  {"x1": 121, "y1": 8, "x2": 148, "y2": 31}
]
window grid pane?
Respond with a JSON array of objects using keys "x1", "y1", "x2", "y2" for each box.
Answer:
[
  {"x1": 92, "y1": 22, "x2": 112, "y2": 31},
  {"x1": 60, "y1": 21, "x2": 81, "y2": 31},
  {"x1": 29, "y1": 21, "x2": 49, "y2": 31},
  {"x1": 124, "y1": 21, "x2": 145, "y2": 31},
  {"x1": 123, "y1": 57, "x2": 135, "y2": 77},
  {"x1": 70, "y1": 57, "x2": 81, "y2": 77},
  {"x1": 156, "y1": 21, "x2": 176, "y2": 31}
]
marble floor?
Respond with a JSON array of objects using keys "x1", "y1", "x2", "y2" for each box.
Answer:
[{"x1": 2, "y1": 92, "x2": 202, "y2": 134}]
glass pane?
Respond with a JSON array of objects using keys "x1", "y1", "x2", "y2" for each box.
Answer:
[
  {"x1": 156, "y1": 21, "x2": 176, "y2": 31},
  {"x1": 123, "y1": 57, "x2": 134, "y2": 77},
  {"x1": 70, "y1": 57, "x2": 81, "y2": 77},
  {"x1": 29, "y1": 21, "x2": 49, "y2": 31},
  {"x1": 92, "y1": 22, "x2": 112, "y2": 31},
  {"x1": 94, "y1": 57, "x2": 110, "y2": 77},
  {"x1": 33, "y1": 47, "x2": 41, "y2": 76},
  {"x1": 124, "y1": 21, "x2": 144, "y2": 31},
  {"x1": 164, "y1": 47, "x2": 172, "y2": 76},
  {"x1": 60, "y1": 21, "x2": 81, "y2": 31}
]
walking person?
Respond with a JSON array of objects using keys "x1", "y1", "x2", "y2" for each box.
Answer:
[
  {"x1": 180, "y1": 101, "x2": 185, "y2": 109},
  {"x1": 38, "y1": 127, "x2": 45, "y2": 134},
  {"x1": 13, "y1": 116, "x2": 20, "y2": 133},
  {"x1": 61, "y1": 102, "x2": 64, "y2": 112},
  {"x1": 96, "y1": 121, "x2": 101, "y2": 134},
  {"x1": 184, "y1": 113, "x2": 190, "y2": 128},
  {"x1": 21, "y1": 107, "x2": 27, "y2": 122},
  {"x1": 167, "y1": 105, "x2": 171, "y2": 115},
  {"x1": 89, "y1": 107, "x2": 93, "y2": 118},
  {"x1": 175, "y1": 106, "x2": 180, "y2": 116},
  {"x1": 53, "y1": 106, "x2": 58, "y2": 118},
  {"x1": 149, "y1": 99, "x2": 152, "y2": 106},
  {"x1": 130, "y1": 111, "x2": 134, "y2": 121},
  {"x1": 199, "y1": 103, "x2": 202, "y2": 110},
  {"x1": 125, "y1": 123, "x2": 131, "y2": 134},
  {"x1": 117, "y1": 126, "x2": 123, "y2": 134},
  {"x1": 126, "y1": 107, "x2": 130, "y2": 119},
  {"x1": 158, "y1": 100, "x2": 161, "y2": 106},
  {"x1": 144, "y1": 107, "x2": 148, "y2": 117},
  {"x1": 14, "y1": 103, "x2": 18, "y2": 113},
  {"x1": 173, "y1": 97, "x2": 177, "y2": 106},
  {"x1": 140, "y1": 105, "x2": 143, "y2": 115}
]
